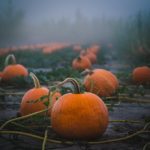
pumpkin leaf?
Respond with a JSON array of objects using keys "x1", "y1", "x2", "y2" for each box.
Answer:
[
  {"x1": 43, "y1": 101, "x2": 49, "y2": 106},
  {"x1": 26, "y1": 95, "x2": 48, "y2": 104},
  {"x1": 39, "y1": 95, "x2": 48, "y2": 101}
]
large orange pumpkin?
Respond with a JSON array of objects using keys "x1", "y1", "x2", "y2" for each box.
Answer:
[
  {"x1": 2, "y1": 54, "x2": 28, "y2": 81},
  {"x1": 51, "y1": 78, "x2": 109, "y2": 140},
  {"x1": 132, "y1": 66, "x2": 150, "y2": 85},
  {"x1": 83, "y1": 69, "x2": 119, "y2": 97},
  {"x1": 72, "y1": 56, "x2": 92, "y2": 70},
  {"x1": 20, "y1": 73, "x2": 49, "y2": 116}
]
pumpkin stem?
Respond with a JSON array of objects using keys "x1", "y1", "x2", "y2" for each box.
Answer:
[
  {"x1": 30, "y1": 72, "x2": 41, "y2": 88},
  {"x1": 81, "y1": 69, "x2": 93, "y2": 76},
  {"x1": 58, "y1": 78, "x2": 81, "y2": 94},
  {"x1": 47, "y1": 90, "x2": 55, "y2": 108},
  {"x1": 4, "y1": 54, "x2": 16, "y2": 67}
]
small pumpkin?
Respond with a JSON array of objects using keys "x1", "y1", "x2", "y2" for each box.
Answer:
[
  {"x1": 83, "y1": 69, "x2": 119, "y2": 97},
  {"x1": 0, "y1": 72, "x2": 3, "y2": 78},
  {"x1": 72, "y1": 56, "x2": 92, "y2": 70},
  {"x1": 48, "y1": 91, "x2": 62, "y2": 115},
  {"x1": 73, "y1": 45, "x2": 82, "y2": 52},
  {"x1": 2, "y1": 54, "x2": 28, "y2": 81},
  {"x1": 132, "y1": 66, "x2": 150, "y2": 85},
  {"x1": 0, "y1": 72, "x2": 3, "y2": 81},
  {"x1": 87, "y1": 44, "x2": 100, "y2": 55},
  {"x1": 20, "y1": 72, "x2": 49, "y2": 116},
  {"x1": 51, "y1": 78, "x2": 109, "y2": 140},
  {"x1": 80, "y1": 50, "x2": 97, "y2": 64}
]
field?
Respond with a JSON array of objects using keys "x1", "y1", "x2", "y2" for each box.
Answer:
[
  {"x1": 0, "y1": 44, "x2": 150, "y2": 150},
  {"x1": 1, "y1": 0, "x2": 150, "y2": 149}
]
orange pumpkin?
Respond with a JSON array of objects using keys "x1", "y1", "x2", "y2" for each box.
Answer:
[
  {"x1": 80, "y1": 50, "x2": 97, "y2": 64},
  {"x1": 0, "y1": 72, "x2": 3, "y2": 78},
  {"x1": 51, "y1": 78, "x2": 109, "y2": 140},
  {"x1": 20, "y1": 73, "x2": 49, "y2": 116},
  {"x1": 72, "y1": 56, "x2": 92, "y2": 70},
  {"x1": 132, "y1": 66, "x2": 150, "y2": 85},
  {"x1": 98, "y1": 69, "x2": 119, "y2": 89},
  {"x1": 48, "y1": 91, "x2": 62, "y2": 115},
  {"x1": 87, "y1": 44, "x2": 100, "y2": 55},
  {"x1": 2, "y1": 54, "x2": 28, "y2": 81},
  {"x1": 83, "y1": 69, "x2": 119, "y2": 97},
  {"x1": 0, "y1": 72, "x2": 3, "y2": 82},
  {"x1": 73, "y1": 45, "x2": 82, "y2": 52}
]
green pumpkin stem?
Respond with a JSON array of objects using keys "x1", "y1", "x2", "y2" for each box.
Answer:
[
  {"x1": 48, "y1": 91, "x2": 54, "y2": 108},
  {"x1": 58, "y1": 78, "x2": 81, "y2": 94},
  {"x1": 30, "y1": 72, "x2": 41, "y2": 88},
  {"x1": 4, "y1": 54, "x2": 16, "y2": 67}
]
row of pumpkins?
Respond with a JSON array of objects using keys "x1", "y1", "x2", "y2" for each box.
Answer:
[
  {"x1": 0, "y1": 50, "x2": 150, "y2": 140},
  {"x1": 71, "y1": 44, "x2": 150, "y2": 85},
  {"x1": 72, "y1": 44, "x2": 98, "y2": 70},
  {"x1": 0, "y1": 42, "x2": 70, "y2": 56}
]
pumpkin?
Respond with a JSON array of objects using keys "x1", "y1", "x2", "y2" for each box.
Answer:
[
  {"x1": 72, "y1": 56, "x2": 92, "y2": 70},
  {"x1": 0, "y1": 72, "x2": 3, "y2": 78},
  {"x1": 73, "y1": 45, "x2": 82, "y2": 52},
  {"x1": 98, "y1": 69, "x2": 119, "y2": 89},
  {"x1": 0, "y1": 72, "x2": 3, "y2": 81},
  {"x1": 80, "y1": 50, "x2": 97, "y2": 64},
  {"x1": 2, "y1": 54, "x2": 28, "y2": 81},
  {"x1": 48, "y1": 91, "x2": 62, "y2": 115},
  {"x1": 20, "y1": 72, "x2": 49, "y2": 116},
  {"x1": 87, "y1": 44, "x2": 100, "y2": 55},
  {"x1": 51, "y1": 78, "x2": 109, "y2": 140},
  {"x1": 132, "y1": 66, "x2": 150, "y2": 85},
  {"x1": 83, "y1": 69, "x2": 119, "y2": 97}
]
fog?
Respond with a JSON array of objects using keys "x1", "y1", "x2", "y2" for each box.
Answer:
[{"x1": 0, "y1": 0, "x2": 150, "y2": 46}]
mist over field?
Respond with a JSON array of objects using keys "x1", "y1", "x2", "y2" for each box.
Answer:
[{"x1": 0, "y1": 0, "x2": 150, "y2": 46}]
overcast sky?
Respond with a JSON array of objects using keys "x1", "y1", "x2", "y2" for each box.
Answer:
[
  {"x1": 0, "y1": 0, "x2": 150, "y2": 46},
  {"x1": 1, "y1": 0, "x2": 150, "y2": 23}
]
